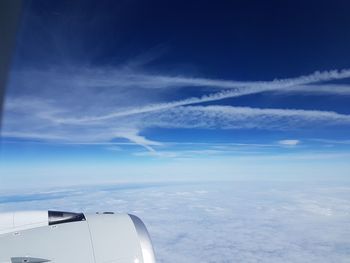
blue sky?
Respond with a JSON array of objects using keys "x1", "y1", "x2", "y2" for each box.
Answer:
[{"x1": 1, "y1": 0, "x2": 350, "y2": 188}]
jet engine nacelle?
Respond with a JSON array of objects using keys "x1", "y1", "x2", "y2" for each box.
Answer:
[{"x1": 0, "y1": 211, "x2": 156, "y2": 263}]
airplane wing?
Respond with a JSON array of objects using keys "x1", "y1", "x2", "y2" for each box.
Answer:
[{"x1": 0, "y1": 211, "x2": 156, "y2": 263}]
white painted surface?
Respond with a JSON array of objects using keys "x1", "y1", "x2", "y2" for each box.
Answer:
[
  {"x1": 0, "y1": 220, "x2": 95, "y2": 263},
  {"x1": 0, "y1": 211, "x2": 48, "y2": 234},
  {"x1": 0, "y1": 212, "x2": 156, "y2": 263},
  {"x1": 86, "y1": 213, "x2": 144, "y2": 263}
]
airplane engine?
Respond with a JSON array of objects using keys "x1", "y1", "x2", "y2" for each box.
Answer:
[{"x1": 0, "y1": 211, "x2": 156, "y2": 263}]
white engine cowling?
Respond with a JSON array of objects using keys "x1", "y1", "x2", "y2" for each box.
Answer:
[
  {"x1": 0, "y1": 211, "x2": 156, "y2": 263},
  {"x1": 0, "y1": 211, "x2": 48, "y2": 234}
]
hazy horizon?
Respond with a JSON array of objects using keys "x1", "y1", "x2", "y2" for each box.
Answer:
[{"x1": 1, "y1": 1, "x2": 350, "y2": 262}]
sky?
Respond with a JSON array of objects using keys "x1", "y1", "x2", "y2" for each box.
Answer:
[
  {"x1": 1, "y1": 1, "x2": 350, "y2": 262},
  {"x1": 1, "y1": 0, "x2": 350, "y2": 188}
]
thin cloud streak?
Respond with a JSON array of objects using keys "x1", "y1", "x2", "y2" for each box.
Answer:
[
  {"x1": 75, "y1": 68, "x2": 350, "y2": 90},
  {"x1": 137, "y1": 68, "x2": 350, "y2": 89},
  {"x1": 145, "y1": 105, "x2": 350, "y2": 130},
  {"x1": 274, "y1": 84, "x2": 350, "y2": 95},
  {"x1": 3, "y1": 68, "x2": 350, "y2": 150},
  {"x1": 4, "y1": 104, "x2": 349, "y2": 147},
  {"x1": 51, "y1": 69, "x2": 350, "y2": 124}
]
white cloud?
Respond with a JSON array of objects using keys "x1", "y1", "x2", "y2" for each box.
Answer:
[
  {"x1": 35, "y1": 69, "x2": 350, "y2": 124},
  {"x1": 3, "y1": 102, "x2": 350, "y2": 151},
  {"x1": 114, "y1": 129, "x2": 162, "y2": 152},
  {"x1": 144, "y1": 106, "x2": 350, "y2": 130},
  {"x1": 275, "y1": 84, "x2": 350, "y2": 95},
  {"x1": 278, "y1": 139, "x2": 300, "y2": 146},
  {"x1": 3, "y1": 67, "x2": 350, "y2": 148},
  {"x1": 1, "y1": 182, "x2": 350, "y2": 263},
  {"x1": 63, "y1": 67, "x2": 350, "y2": 91}
]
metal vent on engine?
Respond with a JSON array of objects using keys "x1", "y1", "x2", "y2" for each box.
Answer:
[
  {"x1": 11, "y1": 257, "x2": 50, "y2": 263},
  {"x1": 48, "y1": 211, "x2": 86, "y2": 225}
]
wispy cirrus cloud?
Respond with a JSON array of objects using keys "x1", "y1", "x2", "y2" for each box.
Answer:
[
  {"x1": 134, "y1": 68, "x2": 350, "y2": 90},
  {"x1": 7, "y1": 69, "x2": 350, "y2": 125},
  {"x1": 3, "y1": 67, "x2": 350, "y2": 151},
  {"x1": 63, "y1": 67, "x2": 350, "y2": 91},
  {"x1": 143, "y1": 106, "x2": 350, "y2": 130},
  {"x1": 3, "y1": 102, "x2": 350, "y2": 152}
]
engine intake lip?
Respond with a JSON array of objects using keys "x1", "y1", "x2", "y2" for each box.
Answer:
[{"x1": 129, "y1": 214, "x2": 156, "y2": 263}]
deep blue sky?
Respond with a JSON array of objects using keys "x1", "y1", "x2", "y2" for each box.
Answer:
[
  {"x1": 1, "y1": 0, "x2": 350, "y2": 188},
  {"x1": 16, "y1": 0, "x2": 350, "y2": 77}
]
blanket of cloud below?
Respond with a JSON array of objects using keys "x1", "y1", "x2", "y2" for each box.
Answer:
[{"x1": 1, "y1": 181, "x2": 350, "y2": 263}]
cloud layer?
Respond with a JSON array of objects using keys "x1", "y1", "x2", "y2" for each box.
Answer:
[{"x1": 1, "y1": 181, "x2": 350, "y2": 263}]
